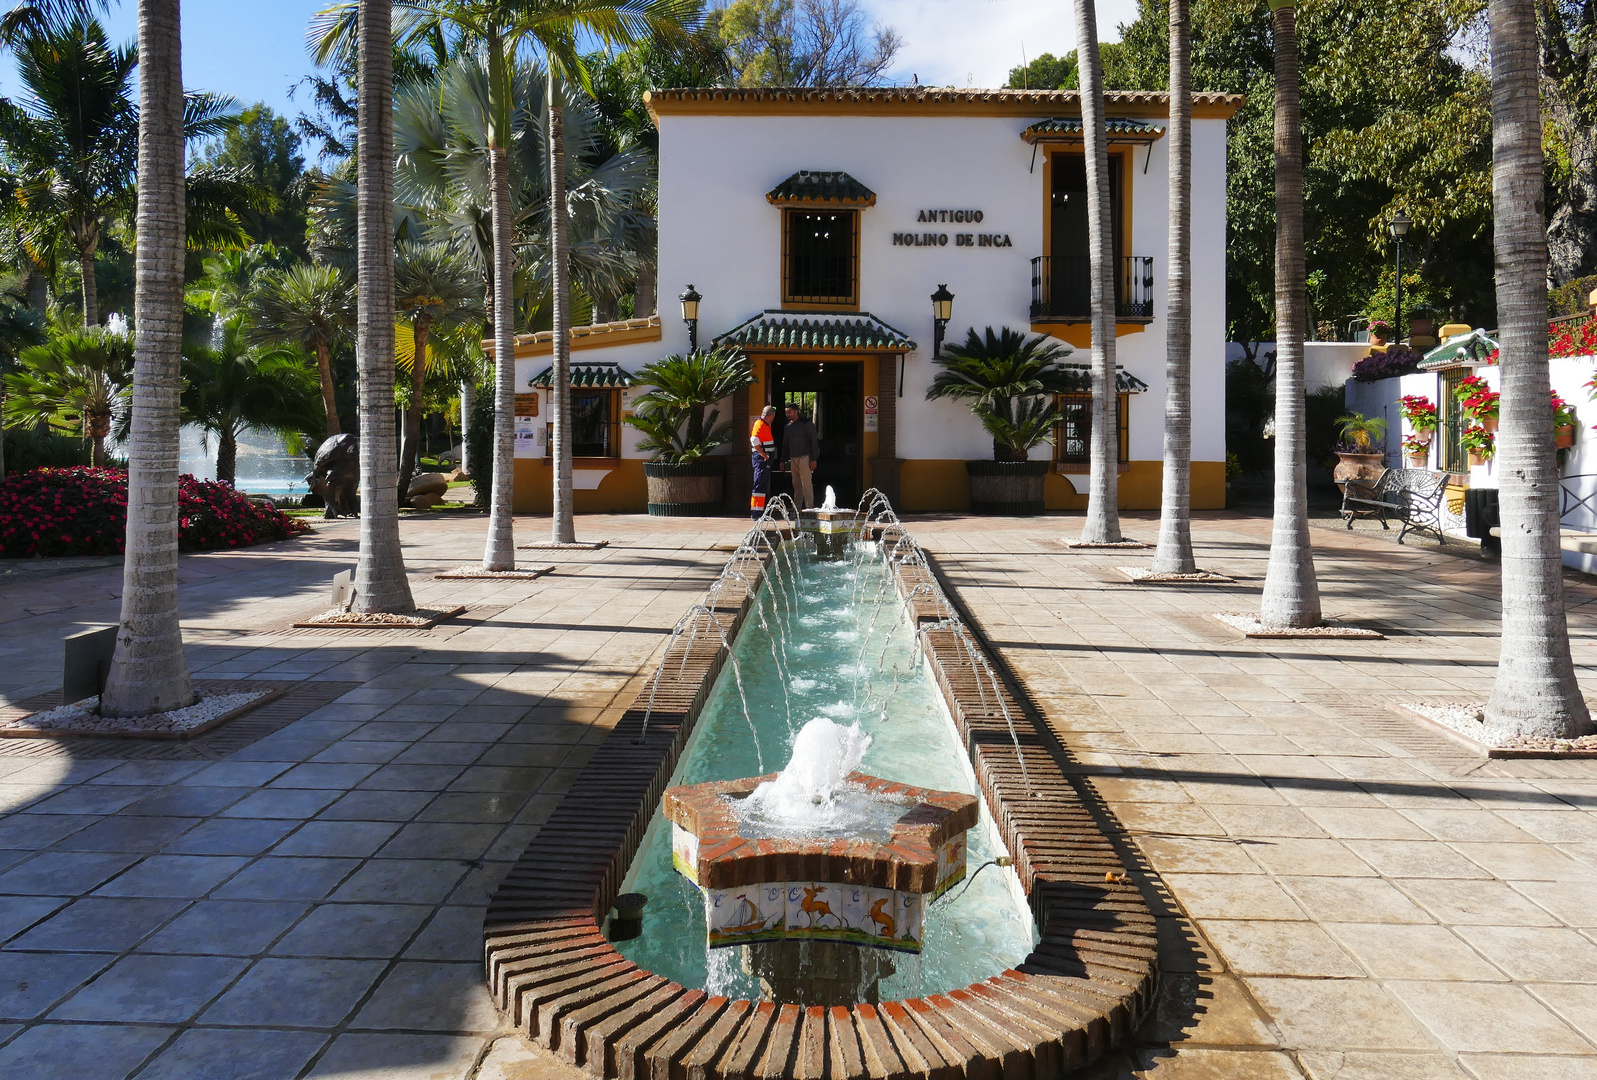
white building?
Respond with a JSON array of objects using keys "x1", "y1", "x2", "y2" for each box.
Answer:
[{"x1": 502, "y1": 87, "x2": 1241, "y2": 514}]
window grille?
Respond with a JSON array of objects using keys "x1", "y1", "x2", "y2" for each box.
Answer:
[
  {"x1": 545, "y1": 390, "x2": 621, "y2": 458},
  {"x1": 1055, "y1": 393, "x2": 1129, "y2": 464},
  {"x1": 783, "y1": 210, "x2": 858, "y2": 306}
]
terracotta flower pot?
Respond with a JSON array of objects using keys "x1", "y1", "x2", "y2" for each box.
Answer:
[
  {"x1": 1468, "y1": 450, "x2": 1488, "y2": 467},
  {"x1": 1482, "y1": 417, "x2": 1498, "y2": 433},
  {"x1": 1333, "y1": 452, "x2": 1386, "y2": 494},
  {"x1": 1556, "y1": 423, "x2": 1577, "y2": 449},
  {"x1": 1407, "y1": 452, "x2": 1430, "y2": 468}
]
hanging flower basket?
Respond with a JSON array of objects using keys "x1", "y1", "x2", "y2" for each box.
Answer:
[{"x1": 1556, "y1": 423, "x2": 1577, "y2": 449}]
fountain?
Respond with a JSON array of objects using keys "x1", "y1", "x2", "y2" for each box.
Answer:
[
  {"x1": 662, "y1": 718, "x2": 977, "y2": 1004},
  {"x1": 799, "y1": 485, "x2": 854, "y2": 561}
]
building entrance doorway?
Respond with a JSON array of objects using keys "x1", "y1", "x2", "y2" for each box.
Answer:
[{"x1": 769, "y1": 360, "x2": 864, "y2": 508}]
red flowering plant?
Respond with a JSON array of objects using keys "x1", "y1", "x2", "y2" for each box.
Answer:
[
  {"x1": 1461, "y1": 425, "x2": 1495, "y2": 459},
  {"x1": 1402, "y1": 434, "x2": 1432, "y2": 455},
  {"x1": 1551, "y1": 392, "x2": 1578, "y2": 430},
  {"x1": 1398, "y1": 394, "x2": 1438, "y2": 433},
  {"x1": 1453, "y1": 375, "x2": 1499, "y2": 423},
  {"x1": 0, "y1": 467, "x2": 309, "y2": 559},
  {"x1": 1551, "y1": 318, "x2": 1597, "y2": 360}
]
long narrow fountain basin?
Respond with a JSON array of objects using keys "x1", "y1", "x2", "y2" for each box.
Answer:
[{"x1": 483, "y1": 511, "x2": 1158, "y2": 1080}]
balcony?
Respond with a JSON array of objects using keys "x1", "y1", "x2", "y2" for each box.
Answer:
[{"x1": 1030, "y1": 256, "x2": 1155, "y2": 323}]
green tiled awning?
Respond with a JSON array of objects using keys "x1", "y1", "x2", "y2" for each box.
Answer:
[
  {"x1": 714, "y1": 311, "x2": 916, "y2": 353},
  {"x1": 765, "y1": 171, "x2": 877, "y2": 206},
  {"x1": 1057, "y1": 365, "x2": 1151, "y2": 394},
  {"x1": 527, "y1": 361, "x2": 636, "y2": 388},
  {"x1": 1419, "y1": 329, "x2": 1499, "y2": 370},
  {"x1": 1021, "y1": 117, "x2": 1167, "y2": 144}
]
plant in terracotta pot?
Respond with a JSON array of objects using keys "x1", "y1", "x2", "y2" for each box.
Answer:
[
  {"x1": 1454, "y1": 374, "x2": 1499, "y2": 431},
  {"x1": 1402, "y1": 434, "x2": 1432, "y2": 467},
  {"x1": 1332, "y1": 413, "x2": 1388, "y2": 493},
  {"x1": 625, "y1": 346, "x2": 755, "y2": 516},
  {"x1": 1367, "y1": 319, "x2": 1391, "y2": 346},
  {"x1": 926, "y1": 326, "x2": 1075, "y2": 515},
  {"x1": 1552, "y1": 392, "x2": 1578, "y2": 449},
  {"x1": 1398, "y1": 394, "x2": 1437, "y2": 466},
  {"x1": 1461, "y1": 424, "x2": 1495, "y2": 466}
]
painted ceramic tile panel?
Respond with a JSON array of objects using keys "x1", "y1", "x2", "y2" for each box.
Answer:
[
  {"x1": 706, "y1": 884, "x2": 784, "y2": 947},
  {"x1": 933, "y1": 830, "x2": 969, "y2": 899},
  {"x1": 671, "y1": 822, "x2": 700, "y2": 883}
]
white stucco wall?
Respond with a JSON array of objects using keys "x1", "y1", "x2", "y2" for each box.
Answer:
[{"x1": 642, "y1": 109, "x2": 1231, "y2": 466}]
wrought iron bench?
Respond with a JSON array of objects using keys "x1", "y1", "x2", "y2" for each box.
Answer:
[{"x1": 1340, "y1": 468, "x2": 1448, "y2": 544}]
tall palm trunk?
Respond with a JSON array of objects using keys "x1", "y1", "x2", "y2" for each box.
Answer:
[
  {"x1": 549, "y1": 70, "x2": 575, "y2": 544},
  {"x1": 88, "y1": 411, "x2": 109, "y2": 467},
  {"x1": 1154, "y1": 0, "x2": 1196, "y2": 573},
  {"x1": 314, "y1": 338, "x2": 341, "y2": 435},
  {"x1": 483, "y1": 142, "x2": 517, "y2": 570},
  {"x1": 1075, "y1": 0, "x2": 1123, "y2": 544},
  {"x1": 459, "y1": 378, "x2": 474, "y2": 476},
  {"x1": 1259, "y1": 0, "x2": 1321, "y2": 627},
  {"x1": 351, "y1": 0, "x2": 414, "y2": 614},
  {"x1": 398, "y1": 316, "x2": 431, "y2": 499},
  {"x1": 78, "y1": 246, "x2": 98, "y2": 327},
  {"x1": 217, "y1": 426, "x2": 237, "y2": 486},
  {"x1": 100, "y1": 0, "x2": 193, "y2": 717},
  {"x1": 635, "y1": 262, "x2": 656, "y2": 317},
  {"x1": 1483, "y1": 0, "x2": 1592, "y2": 739}
]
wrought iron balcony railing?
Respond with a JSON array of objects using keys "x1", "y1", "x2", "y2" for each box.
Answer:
[{"x1": 1029, "y1": 255, "x2": 1155, "y2": 322}]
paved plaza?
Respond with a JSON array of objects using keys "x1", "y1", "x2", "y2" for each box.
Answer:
[{"x1": 0, "y1": 510, "x2": 1595, "y2": 1079}]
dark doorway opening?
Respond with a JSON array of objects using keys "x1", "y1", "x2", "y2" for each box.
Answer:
[
  {"x1": 1047, "y1": 153, "x2": 1123, "y2": 317},
  {"x1": 769, "y1": 360, "x2": 864, "y2": 508}
]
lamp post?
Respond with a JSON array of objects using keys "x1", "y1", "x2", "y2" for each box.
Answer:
[
  {"x1": 679, "y1": 284, "x2": 702, "y2": 353},
  {"x1": 1389, "y1": 211, "x2": 1411, "y2": 345},
  {"x1": 917, "y1": 284, "x2": 954, "y2": 398}
]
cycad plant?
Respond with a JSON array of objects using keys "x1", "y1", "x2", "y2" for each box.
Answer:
[
  {"x1": 245, "y1": 263, "x2": 355, "y2": 436},
  {"x1": 926, "y1": 327, "x2": 1076, "y2": 461},
  {"x1": 2, "y1": 326, "x2": 133, "y2": 465},
  {"x1": 624, "y1": 346, "x2": 753, "y2": 461},
  {"x1": 178, "y1": 317, "x2": 323, "y2": 486}
]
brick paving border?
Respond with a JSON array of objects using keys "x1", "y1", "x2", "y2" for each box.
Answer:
[{"x1": 483, "y1": 538, "x2": 1157, "y2": 1079}]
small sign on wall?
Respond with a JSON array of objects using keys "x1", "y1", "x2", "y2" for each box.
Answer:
[
  {"x1": 514, "y1": 415, "x2": 539, "y2": 458},
  {"x1": 864, "y1": 395, "x2": 879, "y2": 432},
  {"x1": 514, "y1": 393, "x2": 539, "y2": 417}
]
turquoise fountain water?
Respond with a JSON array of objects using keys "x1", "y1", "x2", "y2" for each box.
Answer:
[{"x1": 614, "y1": 533, "x2": 1038, "y2": 1003}]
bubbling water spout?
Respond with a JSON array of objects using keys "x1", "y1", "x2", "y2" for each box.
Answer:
[
  {"x1": 739, "y1": 718, "x2": 878, "y2": 833},
  {"x1": 821, "y1": 486, "x2": 838, "y2": 511}
]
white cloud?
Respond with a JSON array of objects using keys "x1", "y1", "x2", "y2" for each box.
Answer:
[{"x1": 861, "y1": 0, "x2": 1144, "y2": 88}]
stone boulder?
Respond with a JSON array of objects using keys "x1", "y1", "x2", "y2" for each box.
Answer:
[
  {"x1": 410, "y1": 492, "x2": 445, "y2": 510},
  {"x1": 407, "y1": 471, "x2": 449, "y2": 498}
]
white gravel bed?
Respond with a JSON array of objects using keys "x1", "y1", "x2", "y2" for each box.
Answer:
[
  {"x1": 1064, "y1": 539, "x2": 1149, "y2": 549},
  {"x1": 517, "y1": 540, "x2": 609, "y2": 550},
  {"x1": 1213, "y1": 612, "x2": 1384, "y2": 638},
  {"x1": 434, "y1": 565, "x2": 554, "y2": 580},
  {"x1": 3, "y1": 691, "x2": 270, "y2": 737},
  {"x1": 295, "y1": 606, "x2": 461, "y2": 628},
  {"x1": 1406, "y1": 702, "x2": 1597, "y2": 753},
  {"x1": 1118, "y1": 567, "x2": 1235, "y2": 584}
]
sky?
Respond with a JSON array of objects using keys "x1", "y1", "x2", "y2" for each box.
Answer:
[{"x1": 0, "y1": 0, "x2": 1143, "y2": 138}]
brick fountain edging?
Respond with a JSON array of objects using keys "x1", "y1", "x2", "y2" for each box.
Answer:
[{"x1": 483, "y1": 534, "x2": 1157, "y2": 1079}]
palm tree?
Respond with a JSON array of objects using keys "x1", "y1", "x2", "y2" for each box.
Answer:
[
  {"x1": 350, "y1": 0, "x2": 416, "y2": 614},
  {"x1": 1, "y1": 326, "x2": 130, "y2": 465},
  {"x1": 926, "y1": 327, "x2": 1077, "y2": 460},
  {"x1": 245, "y1": 263, "x2": 354, "y2": 436},
  {"x1": 1152, "y1": 0, "x2": 1196, "y2": 574},
  {"x1": 625, "y1": 346, "x2": 753, "y2": 458},
  {"x1": 0, "y1": 18, "x2": 243, "y2": 327},
  {"x1": 1072, "y1": 0, "x2": 1122, "y2": 544},
  {"x1": 100, "y1": 0, "x2": 192, "y2": 717},
  {"x1": 393, "y1": 239, "x2": 484, "y2": 497},
  {"x1": 1258, "y1": 0, "x2": 1322, "y2": 628},
  {"x1": 179, "y1": 318, "x2": 323, "y2": 485},
  {"x1": 1482, "y1": 0, "x2": 1592, "y2": 739},
  {"x1": 315, "y1": 0, "x2": 690, "y2": 565},
  {"x1": 0, "y1": 0, "x2": 105, "y2": 44}
]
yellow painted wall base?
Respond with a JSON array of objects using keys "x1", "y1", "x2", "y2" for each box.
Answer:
[
  {"x1": 512, "y1": 459, "x2": 648, "y2": 514},
  {"x1": 512, "y1": 458, "x2": 1225, "y2": 513},
  {"x1": 899, "y1": 459, "x2": 1226, "y2": 512}
]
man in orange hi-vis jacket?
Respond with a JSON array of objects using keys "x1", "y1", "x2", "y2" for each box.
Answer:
[{"x1": 749, "y1": 405, "x2": 775, "y2": 519}]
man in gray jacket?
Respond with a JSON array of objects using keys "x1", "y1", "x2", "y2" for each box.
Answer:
[{"x1": 782, "y1": 403, "x2": 820, "y2": 510}]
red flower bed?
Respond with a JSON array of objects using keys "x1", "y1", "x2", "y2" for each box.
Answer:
[
  {"x1": 0, "y1": 467, "x2": 309, "y2": 559},
  {"x1": 1551, "y1": 318, "x2": 1597, "y2": 359}
]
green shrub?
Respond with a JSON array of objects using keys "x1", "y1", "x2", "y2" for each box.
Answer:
[{"x1": 467, "y1": 386, "x2": 494, "y2": 508}]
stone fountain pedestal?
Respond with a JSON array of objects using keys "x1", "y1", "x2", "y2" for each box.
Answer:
[
  {"x1": 799, "y1": 507, "x2": 854, "y2": 561},
  {"x1": 663, "y1": 771, "x2": 977, "y2": 1005}
]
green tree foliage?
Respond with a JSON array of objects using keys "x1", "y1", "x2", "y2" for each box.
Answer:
[
  {"x1": 925, "y1": 326, "x2": 1077, "y2": 461},
  {"x1": 624, "y1": 346, "x2": 754, "y2": 460},
  {"x1": 1542, "y1": 0, "x2": 1597, "y2": 284},
  {"x1": 1080, "y1": 0, "x2": 1493, "y2": 341},
  {"x1": 1006, "y1": 52, "x2": 1078, "y2": 90},
  {"x1": 706, "y1": 0, "x2": 901, "y2": 86},
  {"x1": 1, "y1": 324, "x2": 131, "y2": 465},
  {"x1": 199, "y1": 104, "x2": 311, "y2": 255}
]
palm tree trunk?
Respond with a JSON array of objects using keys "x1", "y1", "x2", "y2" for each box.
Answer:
[
  {"x1": 483, "y1": 142, "x2": 517, "y2": 571},
  {"x1": 1075, "y1": 0, "x2": 1123, "y2": 544},
  {"x1": 314, "y1": 338, "x2": 341, "y2": 435},
  {"x1": 459, "y1": 378, "x2": 474, "y2": 477},
  {"x1": 350, "y1": 0, "x2": 414, "y2": 615},
  {"x1": 100, "y1": 0, "x2": 193, "y2": 717},
  {"x1": 1154, "y1": 0, "x2": 1196, "y2": 574},
  {"x1": 217, "y1": 426, "x2": 236, "y2": 486},
  {"x1": 79, "y1": 247, "x2": 98, "y2": 327},
  {"x1": 1259, "y1": 0, "x2": 1322, "y2": 628},
  {"x1": 549, "y1": 71, "x2": 575, "y2": 545},
  {"x1": 1483, "y1": 0, "x2": 1592, "y2": 739},
  {"x1": 635, "y1": 262, "x2": 656, "y2": 317},
  {"x1": 399, "y1": 317, "x2": 430, "y2": 500}
]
